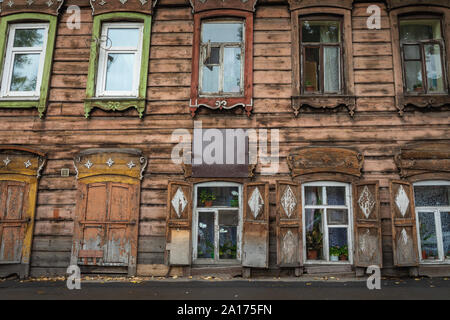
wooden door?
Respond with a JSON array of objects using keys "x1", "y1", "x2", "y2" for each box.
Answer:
[
  {"x1": 242, "y1": 182, "x2": 269, "y2": 268},
  {"x1": 0, "y1": 181, "x2": 29, "y2": 264},
  {"x1": 73, "y1": 181, "x2": 139, "y2": 274}
]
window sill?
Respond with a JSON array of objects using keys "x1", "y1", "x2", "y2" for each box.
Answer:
[
  {"x1": 84, "y1": 97, "x2": 146, "y2": 118},
  {"x1": 0, "y1": 99, "x2": 46, "y2": 117},
  {"x1": 190, "y1": 96, "x2": 253, "y2": 117},
  {"x1": 291, "y1": 95, "x2": 356, "y2": 117},
  {"x1": 397, "y1": 94, "x2": 449, "y2": 115}
]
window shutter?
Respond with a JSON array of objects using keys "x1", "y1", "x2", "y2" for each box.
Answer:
[
  {"x1": 242, "y1": 182, "x2": 269, "y2": 268},
  {"x1": 166, "y1": 181, "x2": 192, "y2": 266},
  {"x1": 353, "y1": 181, "x2": 383, "y2": 267},
  {"x1": 276, "y1": 181, "x2": 302, "y2": 267},
  {"x1": 389, "y1": 180, "x2": 419, "y2": 267}
]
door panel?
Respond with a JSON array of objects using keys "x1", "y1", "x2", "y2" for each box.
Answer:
[
  {"x1": 109, "y1": 184, "x2": 130, "y2": 221},
  {"x1": 105, "y1": 226, "x2": 129, "y2": 264},
  {"x1": 0, "y1": 225, "x2": 23, "y2": 263},
  {"x1": 5, "y1": 185, "x2": 25, "y2": 220},
  {"x1": 85, "y1": 183, "x2": 107, "y2": 221}
]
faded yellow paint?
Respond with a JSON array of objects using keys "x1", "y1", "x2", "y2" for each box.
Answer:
[
  {"x1": 79, "y1": 175, "x2": 140, "y2": 185},
  {"x1": 0, "y1": 174, "x2": 38, "y2": 265}
]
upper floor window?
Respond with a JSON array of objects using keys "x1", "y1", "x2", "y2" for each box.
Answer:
[
  {"x1": 200, "y1": 20, "x2": 244, "y2": 96},
  {"x1": 400, "y1": 17, "x2": 447, "y2": 94},
  {"x1": 96, "y1": 22, "x2": 144, "y2": 98},
  {"x1": 0, "y1": 23, "x2": 49, "y2": 98},
  {"x1": 300, "y1": 18, "x2": 342, "y2": 94}
]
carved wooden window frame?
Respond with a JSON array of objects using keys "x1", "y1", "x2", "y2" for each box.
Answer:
[
  {"x1": 84, "y1": 12, "x2": 152, "y2": 119},
  {"x1": 390, "y1": 6, "x2": 450, "y2": 115},
  {"x1": 0, "y1": 13, "x2": 57, "y2": 118},
  {"x1": 290, "y1": 7, "x2": 355, "y2": 117},
  {"x1": 190, "y1": 10, "x2": 254, "y2": 118}
]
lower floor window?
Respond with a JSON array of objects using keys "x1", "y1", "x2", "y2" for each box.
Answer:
[
  {"x1": 303, "y1": 182, "x2": 352, "y2": 263},
  {"x1": 193, "y1": 182, "x2": 242, "y2": 263},
  {"x1": 414, "y1": 181, "x2": 450, "y2": 263}
]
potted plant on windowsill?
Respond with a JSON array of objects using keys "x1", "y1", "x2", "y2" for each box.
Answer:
[
  {"x1": 339, "y1": 245, "x2": 348, "y2": 261},
  {"x1": 413, "y1": 82, "x2": 423, "y2": 92},
  {"x1": 306, "y1": 229, "x2": 322, "y2": 260},
  {"x1": 329, "y1": 246, "x2": 340, "y2": 262},
  {"x1": 230, "y1": 191, "x2": 239, "y2": 207},
  {"x1": 305, "y1": 80, "x2": 315, "y2": 93},
  {"x1": 200, "y1": 190, "x2": 216, "y2": 207}
]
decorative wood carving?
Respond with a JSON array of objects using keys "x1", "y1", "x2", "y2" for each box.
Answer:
[
  {"x1": 288, "y1": 0, "x2": 353, "y2": 11},
  {"x1": 292, "y1": 96, "x2": 356, "y2": 117},
  {"x1": 394, "y1": 142, "x2": 450, "y2": 178},
  {"x1": 73, "y1": 148, "x2": 147, "y2": 180},
  {"x1": 189, "y1": 0, "x2": 258, "y2": 13},
  {"x1": 0, "y1": 147, "x2": 46, "y2": 177},
  {"x1": 287, "y1": 147, "x2": 364, "y2": 178},
  {"x1": 0, "y1": 0, "x2": 65, "y2": 16},
  {"x1": 397, "y1": 95, "x2": 450, "y2": 116},
  {"x1": 182, "y1": 163, "x2": 256, "y2": 179},
  {"x1": 89, "y1": 0, "x2": 154, "y2": 15},
  {"x1": 387, "y1": 0, "x2": 450, "y2": 10}
]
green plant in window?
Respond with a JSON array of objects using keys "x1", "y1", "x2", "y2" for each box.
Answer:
[
  {"x1": 230, "y1": 191, "x2": 239, "y2": 207},
  {"x1": 219, "y1": 241, "x2": 237, "y2": 259},
  {"x1": 200, "y1": 190, "x2": 216, "y2": 207},
  {"x1": 329, "y1": 246, "x2": 341, "y2": 257}
]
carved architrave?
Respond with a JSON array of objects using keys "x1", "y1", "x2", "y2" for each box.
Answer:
[
  {"x1": 190, "y1": 99, "x2": 254, "y2": 118},
  {"x1": 288, "y1": 0, "x2": 353, "y2": 11},
  {"x1": 182, "y1": 163, "x2": 257, "y2": 179},
  {"x1": 89, "y1": 0, "x2": 153, "y2": 15},
  {"x1": 396, "y1": 95, "x2": 450, "y2": 116},
  {"x1": 387, "y1": 0, "x2": 450, "y2": 10},
  {"x1": 0, "y1": 0, "x2": 65, "y2": 16},
  {"x1": 291, "y1": 95, "x2": 356, "y2": 117},
  {"x1": 287, "y1": 147, "x2": 364, "y2": 178},
  {"x1": 0, "y1": 147, "x2": 46, "y2": 178},
  {"x1": 394, "y1": 142, "x2": 450, "y2": 178},
  {"x1": 73, "y1": 148, "x2": 147, "y2": 180},
  {"x1": 189, "y1": 0, "x2": 258, "y2": 13}
]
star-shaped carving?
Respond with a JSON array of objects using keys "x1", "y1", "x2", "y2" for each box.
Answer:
[
  {"x1": 24, "y1": 160, "x2": 32, "y2": 168},
  {"x1": 3, "y1": 157, "x2": 11, "y2": 167}
]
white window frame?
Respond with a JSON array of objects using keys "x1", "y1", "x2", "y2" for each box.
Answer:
[
  {"x1": 0, "y1": 23, "x2": 49, "y2": 99},
  {"x1": 414, "y1": 180, "x2": 450, "y2": 264},
  {"x1": 199, "y1": 20, "x2": 245, "y2": 97},
  {"x1": 95, "y1": 22, "x2": 144, "y2": 98},
  {"x1": 302, "y1": 181, "x2": 353, "y2": 264},
  {"x1": 192, "y1": 181, "x2": 243, "y2": 265}
]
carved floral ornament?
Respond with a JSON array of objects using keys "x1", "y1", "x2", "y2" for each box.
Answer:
[
  {"x1": 73, "y1": 148, "x2": 147, "y2": 180},
  {"x1": 0, "y1": 0, "x2": 64, "y2": 15},
  {"x1": 287, "y1": 147, "x2": 364, "y2": 178},
  {"x1": 0, "y1": 148, "x2": 46, "y2": 178},
  {"x1": 89, "y1": 0, "x2": 154, "y2": 15},
  {"x1": 189, "y1": 0, "x2": 258, "y2": 13}
]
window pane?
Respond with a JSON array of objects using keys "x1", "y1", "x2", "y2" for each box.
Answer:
[
  {"x1": 404, "y1": 45, "x2": 421, "y2": 60},
  {"x1": 326, "y1": 186, "x2": 346, "y2": 205},
  {"x1": 304, "y1": 47, "x2": 320, "y2": 92},
  {"x1": 404, "y1": 60, "x2": 423, "y2": 92},
  {"x1": 201, "y1": 65, "x2": 219, "y2": 93},
  {"x1": 204, "y1": 47, "x2": 220, "y2": 65},
  {"x1": 324, "y1": 46, "x2": 340, "y2": 93},
  {"x1": 107, "y1": 28, "x2": 140, "y2": 48},
  {"x1": 9, "y1": 53, "x2": 40, "y2": 92},
  {"x1": 197, "y1": 186, "x2": 239, "y2": 207},
  {"x1": 13, "y1": 28, "x2": 45, "y2": 47},
  {"x1": 302, "y1": 21, "x2": 340, "y2": 43},
  {"x1": 305, "y1": 209, "x2": 324, "y2": 260},
  {"x1": 425, "y1": 44, "x2": 445, "y2": 93},
  {"x1": 440, "y1": 212, "x2": 450, "y2": 259},
  {"x1": 105, "y1": 53, "x2": 135, "y2": 92},
  {"x1": 197, "y1": 211, "x2": 215, "y2": 259},
  {"x1": 418, "y1": 211, "x2": 438, "y2": 260},
  {"x1": 414, "y1": 185, "x2": 450, "y2": 207},
  {"x1": 223, "y1": 47, "x2": 241, "y2": 93},
  {"x1": 400, "y1": 19, "x2": 442, "y2": 41},
  {"x1": 328, "y1": 227, "x2": 348, "y2": 261},
  {"x1": 327, "y1": 209, "x2": 348, "y2": 225},
  {"x1": 219, "y1": 210, "x2": 238, "y2": 260},
  {"x1": 305, "y1": 186, "x2": 323, "y2": 205},
  {"x1": 202, "y1": 23, "x2": 243, "y2": 43}
]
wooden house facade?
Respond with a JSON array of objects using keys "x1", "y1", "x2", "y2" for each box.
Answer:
[{"x1": 0, "y1": 0, "x2": 448, "y2": 279}]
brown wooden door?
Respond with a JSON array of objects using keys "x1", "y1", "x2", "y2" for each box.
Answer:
[
  {"x1": 242, "y1": 182, "x2": 269, "y2": 268},
  {"x1": 0, "y1": 181, "x2": 29, "y2": 264},
  {"x1": 75, "y1": 181, "x2": 138, "y2": 268}
]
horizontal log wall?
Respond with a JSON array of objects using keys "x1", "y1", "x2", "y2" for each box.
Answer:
[{"x1": 0, "y1": 0, "x2": 448, "y2": 277}]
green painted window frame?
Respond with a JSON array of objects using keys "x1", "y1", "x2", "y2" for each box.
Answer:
[
  {"x1": 85, "y1": 12, "x2": 152, "y2": 118},
  {"x1": 0, "y1": 13, "x2": 57, "y2": 118}
]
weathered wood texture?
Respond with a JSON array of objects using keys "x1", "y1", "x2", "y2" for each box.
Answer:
[{"x1": 0, "y1": 1, "x2": 447, "y2": 276}]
